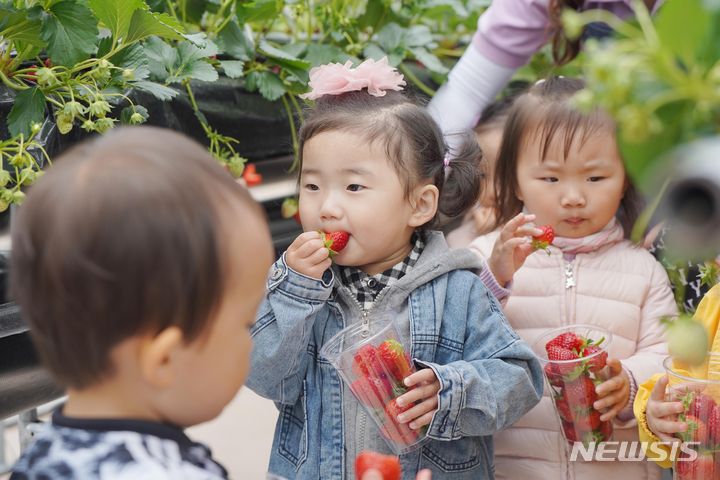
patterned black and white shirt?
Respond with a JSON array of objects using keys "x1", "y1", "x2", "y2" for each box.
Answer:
[
  {"x1": 338, "y1": 233, "x2": 425, "y2": 312},
  {"x1": 10, "y1": 409, "x2": 228, "y2": 480}
]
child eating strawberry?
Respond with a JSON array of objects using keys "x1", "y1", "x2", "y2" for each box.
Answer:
[{"x1": 246, "y1": 57, "x2": 543, "y2": 480}]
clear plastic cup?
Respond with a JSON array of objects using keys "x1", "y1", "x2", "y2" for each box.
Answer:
[
  {"x1": 320, "y1": 316, "x2": 428, "y2": 454},
  {"x1": 665, "y1": 354, "x2": 720, "y2": 480},
  {"x1": 532, "y1": 324, "x2": 614, "y2": 446}
]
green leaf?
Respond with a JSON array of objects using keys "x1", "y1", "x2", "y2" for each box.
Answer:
[
  {"x1": 236, "y1": 0, "x2": 282, "y2": 24},
  {"x1": 167, "y1": 41, "x2": 218, "y2": 83},
  {"x1": 0, "y1": 7, "x2": 44, "y2": 46},
  {"x1": 404, "y1": 25, "x2": 433, "y2": 48},
  {"x1": 304, "y1": 44, "x2": 349, "y2": 66},
  {"x1": 654, "y1": 0, "x2": 710, "y2": 64},
  {"x1": 363, "y1": 43, "x2": 402, "y2": 66},
  {"x1": 259, "y1": 41, "x2": 311, "y2": 82},
  {"x1": 410, "y1": 47, "x2": 448, "y2": 74},
  {"x1": 143, "y1": 36, "x2": 177, "y2": 81},
  {"x1": 41, "y1": 1, "x2": 99, "y2": 66},
  {"x1": 88, "y1": 0, "x2": 144, "y2": 41},
  {"x1": 246, "y1": 71, "x2": 285, "y2": 101},
  {"x1": 7, "y1": 87, "x2": 46, "y2": 138},
  {"x1": 219, "y1": 60, "x2": 244, "y2": 79},
  {"x1": 217, "y1": 21, "x2": 254, "y2": 61},
  {"x1": 110, "y1": 43, "x2": 150, "y2": 80},
  {"x1": 125, "y1": 10, "x2": 184, "y2": 44},
  {"x1": 375, "y1": 23, "x2": 405, "y2": 52},
  {"x1": 130, "y1": 80, "x2": 178, "y2": 100},
  {"x1": 182, "y1": 33, "x2": 219, "y2": 58}
]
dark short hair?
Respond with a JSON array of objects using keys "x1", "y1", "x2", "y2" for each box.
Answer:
[
  {"x1": 494, "y1": 76, "x2": 643, "y2": 236},
  {"x1": 298, "y1": 90, "x2": 483, "y2": 227},
  {"x1": 474, "y1": 80, "x2": 530, "y2": 134},
  {"x1": 10, "y1": 126, "x2": 263, "y2": 389}
]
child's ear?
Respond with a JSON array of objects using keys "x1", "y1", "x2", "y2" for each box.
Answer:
[
  {"x1": 408, "y1": 184, "x2": 439, "y2": 228},
  {"x1": 138, "y1": 326, "x2": 184, "y2": 389}
]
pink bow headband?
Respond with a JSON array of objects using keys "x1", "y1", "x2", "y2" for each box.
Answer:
[{"x1": 299, "y1": 57, "x2": 406, "y2": 100}]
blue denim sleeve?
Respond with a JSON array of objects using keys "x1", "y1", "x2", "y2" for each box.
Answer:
[
  {"x1": 418, "y1": 283, "x2": 543, "y2": 440},
  {"x1": 245, "y1": 253, "x2": 333, "y2": 405}
]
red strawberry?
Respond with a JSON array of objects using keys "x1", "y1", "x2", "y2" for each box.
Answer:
[
  {"x1": 574, "y1": 409, "x2": 602, "y2": 431},
  {"x1": 546, "y1": 345, "x2": 581, "y2": 375},
  {"x1": 353, "y1": 344, "x2": 381, "y2": 377},
  {"x1": 562, "y1": 376, "x2": 598, "y2": 409},
  {"x1": 561, "y1": 420, "x2": 579, "y2": 443},
  {"x1": 321, "y1": 230, "x2": 349, "y2": 257},
  {"x1": 531, "y1": 225, "x2": 555, "y2": 253},
  {"x1": 676, "y1": 451, "x2": 714, "y2": 480},
  {"x1": 350, "y1": 376, "x2": 386, "y2": 410},
  {"x1": 583, "y1": 345, "x2": 608, "y2": 372},
  {"x1": 546, "y1": 332, "x2": 584, "y2": 353},
  {"x1": 382, "y1": 399, "x2": 419, "y2": 444},
  {"x1": 547, "y1": 345, "x2": 579, "y2": 362},
  {"x1": 280, "y1": 197, "x2": 301, "y2": 224},
  {"x1": 544, "y1": 363, "x2": 565, "y2": 387},
  {"x1": 554, "y1": 397, "x2": 574, "y2": 422},
  {"x1": 687, "y1": 393, "x2": 717, "y2": 420},
  {"x1": 355, "y1": 451, "x2": 401, "y2": 480},
  {"x1": 707, "y1": 405, "x2": 720, "y2": 444},
  {"x1": 242, "y1": 163, "x2": 263, "y2": 186},
  {"x1": 597, "y1": 419, "x2": 613, "y2": 441},
  {"x1": 378, "y1": 339, "x2": 412, "y2": 383},
  {"x1": 681, "y1": 415, "x2": 709, "y2": 444}
]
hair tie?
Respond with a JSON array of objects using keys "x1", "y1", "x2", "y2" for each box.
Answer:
[
  {"x1": 443, "y1": 154, "x2": 451, "y2": 168},
  {"x1": 299, "y1": 57, "x2": 406, "y2": 101}
]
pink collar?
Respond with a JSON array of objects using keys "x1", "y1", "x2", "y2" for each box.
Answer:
[{"x1": 552, "y1": 218, "x2": 625, "y2": 255}]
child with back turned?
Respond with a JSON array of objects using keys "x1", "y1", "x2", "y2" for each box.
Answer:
[
  {"x1": 246, "y1": 58, "x2": 543, "y2": 480},
  {"x1": 468, "y1": 77, "x2": 676, "y2": 479},
  {"x1": 9, "y1": 126, "x2": 273, "y2": 479}
]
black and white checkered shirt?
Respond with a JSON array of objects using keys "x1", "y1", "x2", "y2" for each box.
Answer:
[{"x1": 338, "y1": 234, "x2": 425, "y2": 312}]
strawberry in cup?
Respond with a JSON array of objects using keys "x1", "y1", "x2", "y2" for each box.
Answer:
[{"x1": 534, "y1": 325, "x2": 614, "y2": 445}]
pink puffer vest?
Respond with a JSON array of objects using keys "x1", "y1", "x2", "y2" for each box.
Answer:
[{"x1": 468, "y1": 231, "x2": 677, "y2": 480}]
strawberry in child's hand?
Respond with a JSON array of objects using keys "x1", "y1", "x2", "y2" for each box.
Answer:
[
  {"x1": 574, "y1": 408, "x2": 602, "y2": 431},
  {"x1": 382, "y1": 399, "x2": 419, "y2": 443},
  {"x1": 531, "y1": 225, "x2": 555, "y2": 253},
  {"x1": 707, "y1": 404, "x2": 720, "y2": 444},
  {"x1": 675, "y1": 451, "x2": 714, "y2": 480},
  {"x1": 355, "y1": 451, "x2": 401, "y2": 480},
  {"x1": 687, "y1": 392, "x2": 716, "y2": 420},
  {"x1": 242, "y1": 163, "x2": 262, "y2": 186},
  {"x1": 681, "y1": 415, "x2": 709, "y2": 444},
  {"x1": 562, "y1": 376, "x2": 598, "y2": 409},
  {"x1": 280, "y1": 197, "x2": 301, "y2": 224},
  {"x1": 583, "y1": 345, "x2": 608, "y2": 373},
  {"x1": 546, "y1": 332, "x2": 584, "y2": 353},
  {"x1": 321, "y1": 230, "x2": 349, "y2": 257},
  {"x1": 353, "y1": 344, "x2": 381, "y2": 377},
  {"x1": 546, "y1": 345, "x2": 581, "y2": 375},
  {"x1": 378, "y1": 339, "x2": 412, "y2": 383}
]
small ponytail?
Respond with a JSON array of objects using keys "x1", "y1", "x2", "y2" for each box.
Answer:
[{"x1": 436, "y1": 131, "x2": 483, "y2": 222}]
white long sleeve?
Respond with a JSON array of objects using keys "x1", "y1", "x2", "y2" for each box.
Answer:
[{"x1": 427, "y1": 44, "x2": 516, "y2": 143}]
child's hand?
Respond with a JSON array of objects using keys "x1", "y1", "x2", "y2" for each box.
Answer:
[
  {"x1": 593, "y1": 359, "x2": 630, "y2": 422},
  {"x1": 394, "y1": 369, "x2": 441, "y2": 430},
  {"x1": 646, "y1": 374, "x2": 688, "y2": 441},
  {"x1": 487, "y1": 213, "x2": 543, "y2": 286},
  {"x1": 285, "y1": 231, "x2": 332, "y2": 280}
]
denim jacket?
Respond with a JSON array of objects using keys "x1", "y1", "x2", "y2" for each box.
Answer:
[{"x1": 247, "y1": 232, "x2": 543, "y2": 480}]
